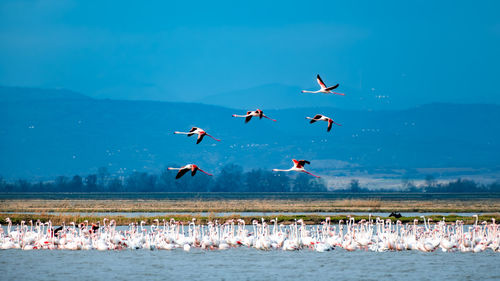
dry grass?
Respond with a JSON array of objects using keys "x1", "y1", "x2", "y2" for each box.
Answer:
[{"x1": 1, "y1": 198, "x2": 499, "y2": 213}]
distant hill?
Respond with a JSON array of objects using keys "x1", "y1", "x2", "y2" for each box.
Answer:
[
  {"x1": 0, "y1": 86, "x2": 90, "y2": 102},
  {"x1": 197, "y1": 83, "x2": 394, "y2": 110},
  {"x1": 1, "y1": 86, "x2": 499, "y2": 180}
]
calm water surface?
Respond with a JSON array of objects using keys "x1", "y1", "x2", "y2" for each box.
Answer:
[{"x1": 1, "y1": 248, "x2": 498, "y2": 281}]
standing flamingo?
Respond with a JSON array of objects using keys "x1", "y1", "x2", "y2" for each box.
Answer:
[
  {"x1": 232, "y1": 109, "x2": 276, "y2": 123},
  {"x1": 306, "y1": 114, "x2": 342, "y2": 132},
  {"x1": 167, "y1": 164, "x2": 213, "y2": 179},
  {"x1": 174, "y1": 127, "x2": 221, "y2": 144},
  {"x1": 272, "y1": 159, "x2": 320, "y2": 178},
  {"x1": 302, "y1": 74, "x2": 344, "y2": 95}
]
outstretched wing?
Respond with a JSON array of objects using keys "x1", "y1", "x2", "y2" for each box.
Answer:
[
  {"x1": 327, "y1": 120, "x2": 333, "y2": 132},
  {"x1": 189, "y1": 127, "x2": 198, "y2": 132},
  {"x1": 325, "y1": 84, "x2": 339, "y2": 91},
  {"x1": 175, "y1": 168, "x2": 190, "y2": 179},
  {"x1": 245, "y1": 115, "x2": 253, "y2": 123},
  {"x1": 298, "y1": 160, "x2": 311, "y2": 167},
  {"x1": 316, "y1": 74, "x2": 327, "y2": 89},
  {"x1": 196, "y1": 134, "x2": 205, "y2": 144},
  {"x1": 191, "y1": 168, "x2": 198, "y2": 176},
  {"x1": 292, "y1": 159, "x2": 310, "y2": 168},
  {"x1": 310, "y1": 114, "x2": 322, "y2": 123}
]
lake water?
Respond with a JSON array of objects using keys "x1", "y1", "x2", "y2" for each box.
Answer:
[{"x1": 1, "y1": 247, "x2": 498, "y2": 281}]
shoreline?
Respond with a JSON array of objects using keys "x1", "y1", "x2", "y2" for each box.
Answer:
[{"x1": 2, "y1": 213, "x2": 499, "y2": 225}]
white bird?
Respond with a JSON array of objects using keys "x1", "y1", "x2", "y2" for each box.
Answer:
[
  {"x1": 273, "y1": 159, "x2": 320, "y2": 178},
  {"x1": 174, "y1": 127, "x2": 221, "y2": 144},
  {"x1": 232, "y1": 109, "x2": 276, "y2": 123},
  {"x1": 1, "y1": 215, "x2": 497, "y2": 253},
  {"x1": 167, "y1": 164, "x2": 213, "y2": 179},
  {"x1": 306, "y1": 114, "x2": 342, "y2": 132},
  {"x1": 302, "y1": 74, "x2": 344, "y2": 95}
]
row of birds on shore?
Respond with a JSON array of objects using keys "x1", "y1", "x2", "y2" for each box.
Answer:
[
  {"x1": 168, "y1": 75, "x2": 343, "y2": 179},
  {"x1": 1, "y1": 216, "x2": 499, "y2": 253}
]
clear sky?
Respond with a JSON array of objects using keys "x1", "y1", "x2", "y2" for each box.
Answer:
[{"x1": 0, "y1": 0, "x2": 499, "y2": 108}]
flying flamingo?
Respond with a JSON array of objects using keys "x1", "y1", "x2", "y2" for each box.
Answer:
[
  {"x1": 306, "y1": 114, "x2": 342, "y2": 132},
  {"x1": 232, "y1": 109, "x2": 276, "y2": 123},
  {"x1": 174, "y1": 127, "x2": 221, "y2": 144},
  {"x1": 302, "y1": 74, "x2": 344, "y2": 95},
  {"x1": 167, "y1": 164, "x2": 213, "y2": 179},
  {"x1": 272, "y1": 159, "x2": 320, "y2": 178}
]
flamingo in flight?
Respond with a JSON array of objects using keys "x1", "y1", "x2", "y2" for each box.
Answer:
[
  {"x1": 232, "y1": 109, "x2": 276, "y2": 123},
  {"x1": 174, "y1": 127, "x2": 221, "y2": 144},
  {"x1": 168, "y1": 164, "x2": 213, "y2": 179},
  {"x1": 302, "y1": 74, "x2": 344, "y2": 95},
  {"x1": 273, "y1": 159, "x2": 321, "y2": 178},
  {"x1": 306, "y1": 114, "x2": 342, "y2": 132}
]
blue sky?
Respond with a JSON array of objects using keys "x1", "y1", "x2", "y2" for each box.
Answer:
[{"x1": 0, "y1": 0, "x2": 499, "y2": 108}]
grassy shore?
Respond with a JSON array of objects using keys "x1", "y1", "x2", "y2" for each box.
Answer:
[
  {"x1": 2, "y1": 213, "x2": 499, "y2": 226},
  {"x1": 1, "y1": 198, "x2": 500, "y2": 213}
]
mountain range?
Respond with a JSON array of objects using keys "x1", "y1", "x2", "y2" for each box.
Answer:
[
  {"x1": 196, "y1": 83, "x2": 394, "y2": 110},
  {"x1": 1, "y1": 86, "x2": 499, "y2": 184}
]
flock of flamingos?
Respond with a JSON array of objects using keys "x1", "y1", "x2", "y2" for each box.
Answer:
[
  {"x1": 2, "y1": 75, "x2": 498, "y2": 254},
  {"x1": 170, "y1": 74, "x2": 343, "y2": 179},
  {"x1": 1, "y1": 216, "x2": 499, "y2": 253}
]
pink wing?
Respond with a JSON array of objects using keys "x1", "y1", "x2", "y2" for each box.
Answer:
[{"x1": 316, "y1": 74, "x2": 327, "y2": 89}]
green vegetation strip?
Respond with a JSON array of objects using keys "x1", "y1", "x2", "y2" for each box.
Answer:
[{"x1": 2, "y1": 213, "x2": 499, "y2": 226}]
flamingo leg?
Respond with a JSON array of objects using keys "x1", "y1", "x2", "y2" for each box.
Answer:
[
  {"x1": 263, "y1": 115, "x2": 277, "y2": 122},
  {"x1": 198, "y1": 169, "x2": 213, "y2": 176},
  {"x1": 303, "y1": 170, "x2": 321, "y2": 178},
  {"x1": 206, "y1": 134, "x2": 221, "y2": 141}
]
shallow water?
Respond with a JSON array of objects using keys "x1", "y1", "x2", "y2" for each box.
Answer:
[{"x1": 1, "y1": 248, "x2": 498, "y2": 281}]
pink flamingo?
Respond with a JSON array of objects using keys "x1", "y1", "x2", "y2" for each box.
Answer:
[
  {"x1": 174, "y1": 127, "x2": 221, "y2": 144},
  {"x1": 273, "y1": 159, "x2": 321, "y2": 178},
  {"x1": 302, "y1": 74, "x2": 344, "y2": 95},
  {"x1": 306, "y1": 114, "x2": 342, "y2": 132},
  {"x1": 167, "y1": 164, "x2": 213, "y2": 179},
  {"x1": 232, "y1": 109, "x2": 276, "y2": 123}
]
